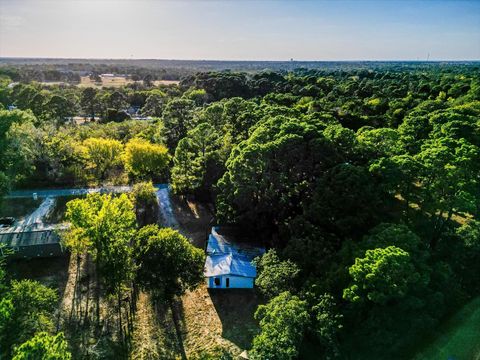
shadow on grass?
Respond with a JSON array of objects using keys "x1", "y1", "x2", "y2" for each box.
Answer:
[
  {"x1": 207, "y1": 288, "x2": 262, "y2": 350},
  {"x1": 7, "y1": 255, "x2": 70, "y2": 292}
]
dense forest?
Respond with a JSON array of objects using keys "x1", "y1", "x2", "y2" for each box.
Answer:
[{"x1": 0, "y1": 62, "x2": 479, "y2": 359}]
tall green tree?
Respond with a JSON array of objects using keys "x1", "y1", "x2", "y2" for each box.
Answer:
[
  {"x1": 134, "y1": 225, "x2": 205, "y2": 301},
  {"x1": 161, "y1": 98, "x2": 196, "y2": 148},
  {"x1": 12, "y1": 332, "x2": 72, "y2": 360},
  {"x1": 343, "y1": 246, "x2": 422, "y2": 305},
  {"x1": 171, "y1": 122, "x2": 224, "y2": 197},
  {"x1": 0, "y1": 280, "x2": 58, "y2": 359},
  {"x1": 65, "y1": 193, "x2": 137, "y2": 328},
  {"x1": 254, "y1": 249, "x2": 300, "y2": 300},
  {"x1": 250, "y1": 291, "x2": 310, "y2": 360},
  {"x1": 80, "y1": 87, "x2": 99, "y2": 120}
]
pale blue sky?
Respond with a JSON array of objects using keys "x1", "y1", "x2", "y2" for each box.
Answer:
[{"x1": 0, "y1": 0, "x2": 479, "y2": 60}]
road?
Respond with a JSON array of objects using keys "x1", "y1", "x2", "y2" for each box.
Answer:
[
  {"x1": 3, "y1": 183, "x2": 177, "y2": 231},
  {"x1": 6, "y1": 185, "x2": 136, "y2": 199}
]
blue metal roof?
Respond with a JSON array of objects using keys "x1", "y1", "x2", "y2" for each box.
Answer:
[{"x1": 204, "y1": 227, "x2": 265, "y2": 278}]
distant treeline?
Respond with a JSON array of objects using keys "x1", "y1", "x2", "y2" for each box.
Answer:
[{"x1": 1, "y1": 58, "x2": 479, "y2": 83}]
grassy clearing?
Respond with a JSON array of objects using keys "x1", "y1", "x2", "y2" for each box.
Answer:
[
  {"x1": 130, "y1": 292, "x2": 178, "y2": 360},
  {"x1": 413, "y1": 297, "x2": 480, "y2": 360},
  {"x1": 41, "y1": 77, "x2": 180, "y2": 88},
  {"x1": 180, "y1": 285, "x2": 260, "y2": 358},
  {"x1": 77, "y1": 76, "x2": 179, "y2": 88}
]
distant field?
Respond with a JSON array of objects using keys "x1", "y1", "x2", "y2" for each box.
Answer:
[
  {"x1": 414, "y1": 297, "x2": 480, "y2": 360},
  {"x1": 78, "y1": 76, "x2": 179, "y2": 88},
  {"x1": 39, "y1": 76, "x2": 179, "y2": 88}
]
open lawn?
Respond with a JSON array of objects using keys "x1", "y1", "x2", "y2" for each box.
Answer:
[
  {"x1": 41, "y1": 77, "x2": 180, "y2": 88},
  {"x1": 413, "y1": 297, "x2": 480, "y2": 360},
  {"x1": 78, "y1": 76, "x2": 179, "y2": 88}
]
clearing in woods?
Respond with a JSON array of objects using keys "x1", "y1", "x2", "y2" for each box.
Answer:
[
  {"x1": 78, "y1": 76, "x2": 179, "y2": 88},
  {"x1": 5, "y1": 188, "x2": 260, "y2": 358},
  {"x1": 40, "y1": 77, "x2": 179, "y2": 88},
  {"x1": 130, "y1": 193, "x2": 261, "y2": 358}
]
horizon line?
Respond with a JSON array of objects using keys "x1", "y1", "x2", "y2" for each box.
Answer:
[{"x1": 1, "y1": 56, "x2": 479, "y2": 63}]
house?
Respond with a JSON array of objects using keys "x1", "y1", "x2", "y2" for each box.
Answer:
[{"x1": 204, "y1": 227, "x2": 265, "y2": 289}]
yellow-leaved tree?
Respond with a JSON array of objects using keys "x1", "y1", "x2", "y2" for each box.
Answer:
[{"x1": 123, "y1": 138, "x2": 170, "y2": 181}]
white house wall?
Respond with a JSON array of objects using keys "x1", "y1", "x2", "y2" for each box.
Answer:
[{"x1": 207, "y1": 275, "x2": 254, "y2": 289}]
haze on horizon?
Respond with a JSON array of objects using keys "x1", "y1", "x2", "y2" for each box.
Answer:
[{"x1": 0, "y1": 0, "x2": 479, "y2": 61}]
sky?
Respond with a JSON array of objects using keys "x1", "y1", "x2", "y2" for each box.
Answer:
[{"x1": 0, "y1": 0, "x2": 479, "y2": 61}]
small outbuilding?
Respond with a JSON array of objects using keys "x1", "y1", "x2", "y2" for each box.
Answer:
[
  {"x1": 0, "y1": 228, "x2": 64, "y2": 259},
  {"x1": 204, "y1": 227, "x2": 264, "y2": 289}
]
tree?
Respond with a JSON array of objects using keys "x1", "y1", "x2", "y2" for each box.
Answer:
[
  {"x1": 369, "y1": 154, "x2": 421, "y2": 210},
  {"x1": 107, "y1": 91, "x2": 127, "y2": 112},
  {"x1": 0, "y1": 109, "x2": 38, "y2": 190},
  {"x1": 141, "y1": 91, "x2": 167, "y2": 117},
  {"x1": 65, "y1": 193, "x2": 136, "y2": 292},
  {"x1": 161, "y1": 98, "x2": 196, "y2": 148},
  {"x1": 143, "y1": 74, "x2": 153, "y2": 87},
  {"x1": 82, "y1": 138, "x2": 123, "y2": 180},
  {"x1": 13, "y1": 85, "x2": 39, "y2": 110},
  {"x1": 343, "y1": 246, "x2": 420, "y2": 305},
  {"x1": 123, "y1": 138, "x2": 170, "y2": 180},
  {"x1": 45, "y1": 95, "x2": 75, "y2": 125},
  {"x1": 12, "y1": 332, "x2": 72, "y2": 360},
  {"x1": 304, "y1": 163, "x2": 381, "y2": 237},
  {"x1": 217, "y1": 116, "x2": 345, "y2": 231},
  {"x1": 65, "y1": 193, "x2": 137, "y2": 327},
  {"x1": 130, "y1": 181, "x2": 158, "y2": 226},
  {"x1": 80, "y1": 87, "x2": 98, "y2": 120},
  {"x1": 29, "y1": 92, "x2": 47, "y2": 119},
  {"x1": 254, "y1": 249, "x2": 300, "y2": 299},
  {"x1": 357, "y1": 128, "x2": 401, "y2": 158},
  {"x1": 183, "y1": 88, "x2": 208, "y2": 106},
  {"x1": 250, "y1": 291, "x2": 310, "y2": 360},
  {"x1": 310, "y1": 293, "x2": 343, "y2": 358},
  {"x1": 135, "y1": 225, "x2": 205, "y2": 301},
  {"x1": 360, "y1": 223, "x2": 425, "y2": 256},
  {"x1": 171, "y1": 122, "x2": 224, "y2": 197},
  {"x1": 415, "y1": 137, "x2": 479, "y2": 244},
  {"x1": 0, "y1": 280, "x2": 58, "y2": 358}
]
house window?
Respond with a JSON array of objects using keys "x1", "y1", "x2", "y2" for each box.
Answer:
[
  {"x1": 226, "y1": 278, "x2": 230, "y2": 288},
  {"x1": 214, "y1": 277, "x2": 221, "y2": 286}
]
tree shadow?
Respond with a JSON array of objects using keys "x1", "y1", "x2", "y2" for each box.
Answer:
[
  {"x1": 7, "y1": 254, "x2": 70, "y2": 296},
  {"x1": 151, "y1": 297, "x2": 186, "y2": 359},
  {"x1": 169, "y1": 194, "x2": 214, "y2": 248},
  {"x1": 207, "y1": 288, "x2": 262, "y2": 350}
]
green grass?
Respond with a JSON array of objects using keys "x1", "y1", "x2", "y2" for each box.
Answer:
[{"x1": 414, "y1": 297, "x2": 480, "y2": 360}]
